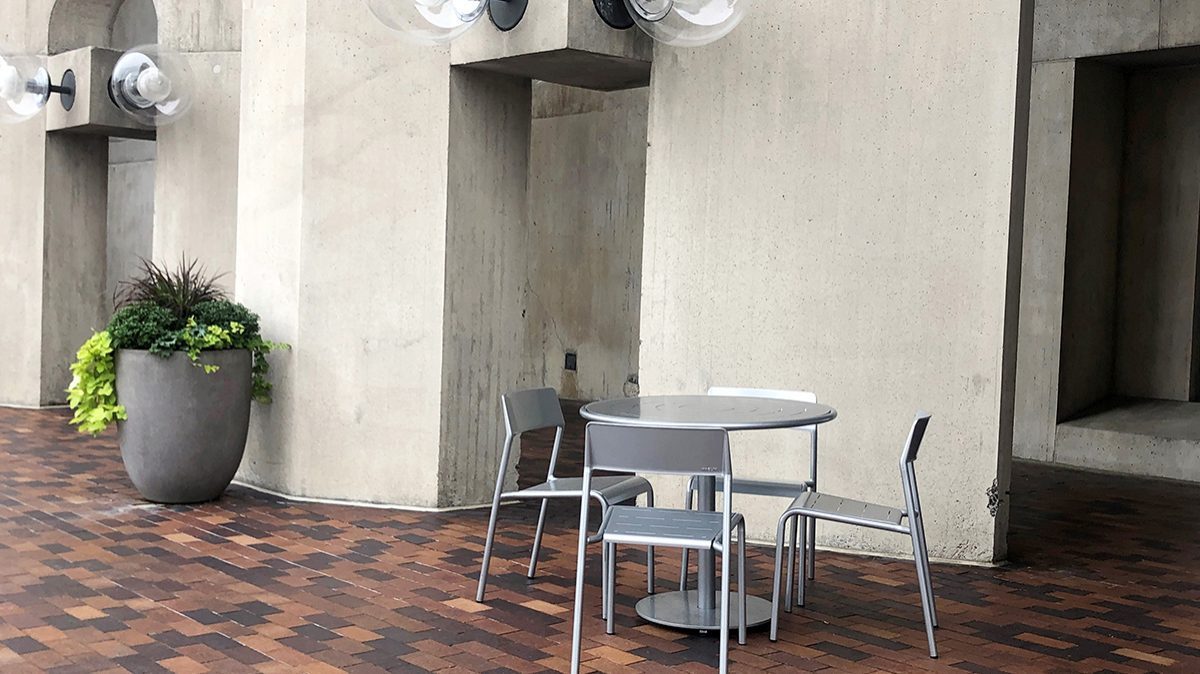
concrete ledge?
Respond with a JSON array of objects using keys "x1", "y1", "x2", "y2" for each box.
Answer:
[{"x1": 1055, "y1": 398, "x2": 1200, "y2": 482}]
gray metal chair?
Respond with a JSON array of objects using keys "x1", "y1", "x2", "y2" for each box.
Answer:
[
  {"x1": 476, "y1": 388, "x2": 655, "y2": 604},
  {"x1": 682, "y1": 387, "x2": 819, "y2": 610},
  {"x1": 570, "y1": 423, "x2": 747, "y2": 674},
  {"x1": 770, "y1": 413, "x2": 938, "y2": 658}
]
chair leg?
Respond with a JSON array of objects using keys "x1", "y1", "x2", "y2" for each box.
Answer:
[
  {"x1": 679, "y1": 485, "x2": 693, "y2": 591},
  {"x1": 569, "y1": 500, "x2": 590, "y2": 674},
  {"x1": 645, "y1": 489, "x2": 656, "y2": 595},
  {"x1": 606, "y1": 543, "x2": 617, "y2": 635},
  {"x1": 475, "y1": 490, "x2": 505, "y2": 603},
  {"x1": 807, "y1": 517, "x2": 816, "y2": 581},
  {"x1": 737, "y1": 521, "x2": 747, "y2": 646},
  {"x1": 912, "y1": 513, "x2": 938, "y2": 627},
  {"x1": 908, "y1": 529, "x2": 938, "y2": 658},
  {"x1": 527, "y1": 498, "x2": 550, "y2": 579},
  {"x1": 601, "y1": 542, "x2": 608, "y2": 621},
  {"x1": 796, "y1": 515, "x2": 807, "y2": 607},
  {"x1": 770, "y1": 515, "x2": 789, "y2": 642},
  {"x1": 718, "y1": 541, "x2": 731, "y2": 674},
  {"x1": 784, "y1": 515, "x2": 797, "y2": 609}
]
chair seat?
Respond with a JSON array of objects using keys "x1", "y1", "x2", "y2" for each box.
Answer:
[
  {"x1": 787, "y1": 491, "x2": 908, "y2": 533},
  {"x1": 601, "y1": 505, "x2": 742, "y2": 548},
  {"x1": 506, "y1": 475, "x2": 651, "y2": 504}
]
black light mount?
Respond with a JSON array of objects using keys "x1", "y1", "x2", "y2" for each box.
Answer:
[
  {"x1": 594, "y1": 0, "x2": 635, "y2": 29},
  {"x1": 488, "y1": 0, "x2": 528, "y2": 31}
]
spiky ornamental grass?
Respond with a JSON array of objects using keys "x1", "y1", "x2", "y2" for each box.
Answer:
[{"x1": 114, "y1": 257, "x2": 228, "y2": 322}]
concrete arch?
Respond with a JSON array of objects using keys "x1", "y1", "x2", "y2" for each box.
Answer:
[{"x1": 47, "y1": 0, "x2": 160, "y2": 54}]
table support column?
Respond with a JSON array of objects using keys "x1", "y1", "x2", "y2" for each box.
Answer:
[{"x1": 697, "y1": 475, "x2": 717, "y2": 612}]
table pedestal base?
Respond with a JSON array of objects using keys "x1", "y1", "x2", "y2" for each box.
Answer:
[{"x1": 635, "y1": 590, "x2": 773, "y2": 631}]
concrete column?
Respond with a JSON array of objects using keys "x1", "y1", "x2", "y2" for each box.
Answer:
[
  {"x1": 236, "y1": 0, "x2": 453, "y2": 507},
  {"x1": 437, "y1": 69, "x2": 532, "y2": 506},
  {"x1": 638, "y1": 0, "x2": 1031, "y2": 562},
  {"x1": 1013, "y1": 60, "x2": 1075, "y2": 461},
  {"x1": 153, "y1": 2, "x2": 241, "y2": 283}
]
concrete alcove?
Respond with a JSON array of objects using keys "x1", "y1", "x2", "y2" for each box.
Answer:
[{"x1": 1016, "y1": 3, "x2": 1200, "y2": 486}]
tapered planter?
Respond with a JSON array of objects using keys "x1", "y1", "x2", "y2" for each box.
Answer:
[{"x1": 115, "y1": 349, "x2": 252, "y2": 503}]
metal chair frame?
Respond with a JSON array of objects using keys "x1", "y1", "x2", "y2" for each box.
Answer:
[
  {"x1": 681, "y1": 387, "x2": 819, "y2": 610},
  {"x1": 571, "y1": 423, "x2": 747, "y2": 674},
  {"x1": 769, "y1": 413, "x2": 939, "y2": 658},
  {"x1": 476, "y1": 388, "x2": 655, "y2": 605}
]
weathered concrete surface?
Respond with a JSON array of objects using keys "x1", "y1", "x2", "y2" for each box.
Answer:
[
  {"x1": 1057, "y1": 62, "x2": 1125, "y2": 420},
  {"x1": 106, "y1": 139, "x2": 155, "y2": 310},
  {"x1": 1161, "y1": 0, "x2": 1200, "y2": 49},
  {"x1": 1014, "y1": 61, "x2": 1075, "y2": 463},
  {"x1": 236, "y1": 0, "x2": 452, "y2": 507},
  {"x1": 638, "y1": 0, "x2": 1031, "y2": 562},
  {"x1": 438, "y1": 70, "x2": 533, "y2": 506},
  {"x1": 1032, "y1": 0, "x2": 1159, "y2": 61},
  {"x1": 153, "y1": 51, "x2": 241, "y2": 283},
  {"x1": 1055, "y1": 398, "x2": 1200, "y2": 481},
  {"x1": 525, "y1": 83, "x2": 646, "y2": 401},
  {"x1": 41, "y1": 134, "x2": 110, "y2": 404},
  {"x1": 1114, "y1": 66, "x2": 1200, "y2": 402}
]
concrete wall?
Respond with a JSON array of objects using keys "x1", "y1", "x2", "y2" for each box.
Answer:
[
  {"x1": 152, "y1": 2, "x2": 241, "y2": 286},
  {"x1": 106, "y1": 0, "x2": 156, "y2": 312},
  {"x1": 1114, "y1": 66, "x2": 1200, "y2": 402},
  {"x1": 236, "y1": 0, "x2": 452, "y2": 507},
  {"x1": 438, "y1": 69, "x2": 533, "y2": 506},
  {"x1": 1056, "y1": 62, "x2": 1125, "y2": 420},
  {"x1": 638, "y1": 1, "x2": 1031, "y2": 562},
  {"x1": 525, "y1": 82, "x2": 647, "y2": 401}
]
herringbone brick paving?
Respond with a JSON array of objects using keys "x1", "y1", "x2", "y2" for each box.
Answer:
[{"x1": 0, "y1": 403, "x2": 1197, "y2": 672}]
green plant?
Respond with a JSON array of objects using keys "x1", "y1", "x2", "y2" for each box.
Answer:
[
  {"x1": 66, "y1": 331, "x2": 126, "y2": 435},
  {"x1": 108, "y1": 302, "x2": 179, "y2": 352},
  {"x1": 68, "y1": 258, "x2": 288, "y2": 435},
  {"x1": 115, "y1": 257, "x2": 227, "y2": 321}
]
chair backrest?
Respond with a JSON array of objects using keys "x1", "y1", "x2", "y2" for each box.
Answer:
[
  {"x1": 898, "y1": 413, "x2": 932, "y2": 520},
  {"x1": 584, "y1": 423, "x2": 731, "y2": 477},
  {"x1": 899, "y1": 412, "x2": 932, "y2": 467},
  {"x1": 501, "y1": 387, "x2": 565, "y2": 436}
]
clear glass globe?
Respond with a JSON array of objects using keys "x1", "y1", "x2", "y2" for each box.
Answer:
[
  {"x1": 626, "y1": 0, "x2": 748, "y2": 47},
  {"x1": 365, "y1": 0, "x2": 487, "y2": 46},
  {"x1": 109, "y1": 44, "x2": 194, "y2": 127},
  {"x1": 0, "y1": 53, "x2": 50, "y2": 124}
]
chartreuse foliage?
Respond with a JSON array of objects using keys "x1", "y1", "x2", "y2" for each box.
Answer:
[
  {"x1": 67, "y1": 259, "x2": 288, "y2": 435},
  {"x1": 66, "y1": 331, "x2": 127, "y2": 435}
]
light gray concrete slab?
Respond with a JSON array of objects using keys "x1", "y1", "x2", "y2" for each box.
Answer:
[
  {"x1": 1033, "y1": 0, "x2": 1159, "y2": 62},
  {"x1": 1162, "y1": 0, "x2": 1200, "y2": 49},
  {"x1": 1055, "y1": 398, "x2": 1200, "y2": 481}
]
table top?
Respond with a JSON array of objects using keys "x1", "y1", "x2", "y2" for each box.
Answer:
[{"x1": 580, "y1": 395, "x2": 837, "y2": 431}]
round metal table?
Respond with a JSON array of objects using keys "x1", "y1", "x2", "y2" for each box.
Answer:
[{"x1": 580, "y1": 395, "x2": 838, "y2": 632}]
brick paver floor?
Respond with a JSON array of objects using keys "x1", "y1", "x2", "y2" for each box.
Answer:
[{"x1": 0, "y1": 404, "x2": 1198, "y2": 672}]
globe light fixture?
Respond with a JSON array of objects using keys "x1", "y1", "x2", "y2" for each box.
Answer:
[
  {"x1": 365, "y1": 0, "x2": 531, "y2": 44},
  {"x1": 625, "y1": 0, "x2": 748, "y2": 47},
  {"x1": 109, "y1": 44, "x2": 194, "y2": 127},
  {"x1": 0, "y1": 52, "x2": 75, "y2": 124}
]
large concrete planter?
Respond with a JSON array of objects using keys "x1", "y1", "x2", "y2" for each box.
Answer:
[{"x1": 115, "y1": 349, "x2": 252, "y2": 503}]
